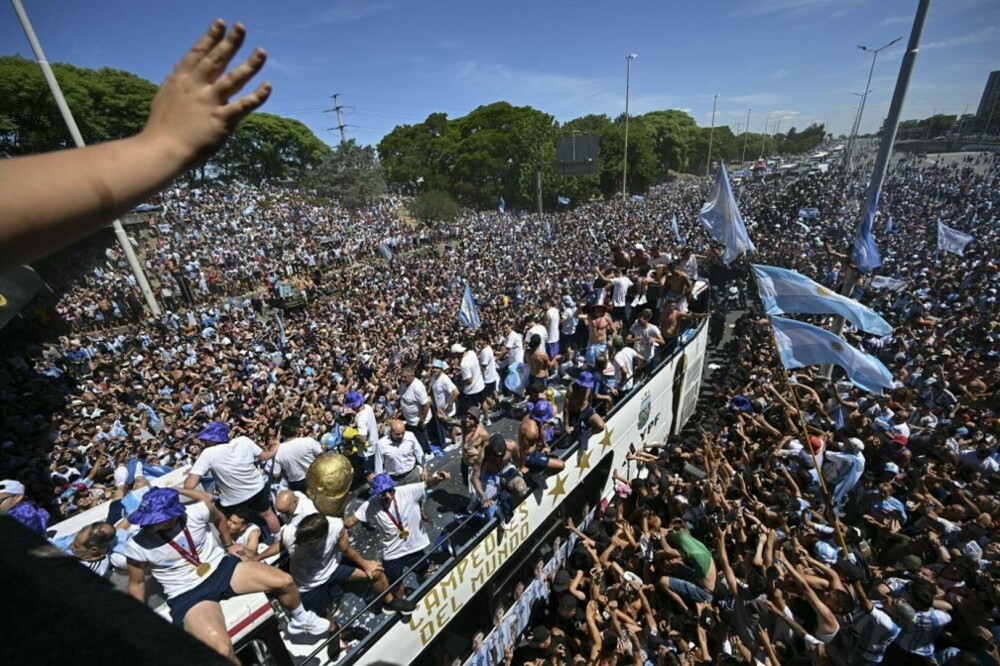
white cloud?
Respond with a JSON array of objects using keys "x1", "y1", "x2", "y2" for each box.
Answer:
[
  {"x1": 924, "y1": 25, "x2": 997, "y2": 49},
  {"x1": 313, "y1": 0, "x2": 406, "y2": 24},
  {"x1": 771, "y1": 69, "x2": 789, "y2": 80},
  {"x1": 732, "y1": 0, "x2": 862, "y2": 17},
  {"x1": 879, "y1": 14, "x2": 912, "y2": 26}
]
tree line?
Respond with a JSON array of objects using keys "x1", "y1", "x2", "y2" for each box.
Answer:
[{"x1": 379, "y1": 103, "x2": 827, "y2": 210}]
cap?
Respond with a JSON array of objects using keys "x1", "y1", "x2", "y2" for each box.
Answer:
[
  {"x1": 808, "y1": 435, "x2": 824, "y2": 452},
  {"x1": 369, "y1": 473, "x2": 397, "y2": 496},
  {"x1": 883, "y1": 462, "x2": 900, "y2": 474},
  {"x1": 847, "y1": 437, "x2": 865, "y2": 452},
  {"x1": 557, "y1": 594, "x2": 577, "y2": 618},
  {"x1": 488, "y1": 434, "x2": 507, "y2": 458},
  {"x1": 431, "y1": 359, "x2": 447, "y2": 370},
  {"x1": 465, "y1": 406, "x2": 481, "y2": 421},
  {"x1": 0, "y1": 479, "x2": 26, "y2": 496},
  {"x1": 449, "y1": 343, "x2": 466, "y2": 354},
  {"x1": 344, "y1": 390, "x2": 364, "y2": 410},
  {"x1": 893, "y1": 553, "x2": 923, "y2": 571},
  {"x1": 197, "y1": 421, "x2": 230, "y2": 443},
  {"x1": 530, "y1": 625, "x2": 551, "y2": 644},
  {"x1": 552, "y1": 569, "x2": 571, "y2": 592},
  {"x1": 612, "y1": 335, "x2": 625, "y2": 349},
  {"x1": 574, "y1": 371, "x2": 595, "y2": 389},
  {"x1": 634, "y1": 242, "x2": 645, "y2": 251}
]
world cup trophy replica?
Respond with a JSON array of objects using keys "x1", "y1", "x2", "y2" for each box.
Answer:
[{"x1": 304, "y1": 452, "x2": 355, "y2": 516}]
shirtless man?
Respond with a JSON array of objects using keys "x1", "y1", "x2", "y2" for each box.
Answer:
[
  {"x1": 661, "y1": 265, "x2": 694, "y2": 313},
  {"x1": 518, "y1": 401, "x2": 566, "y2": 480},
  {"x1": 460, "y1": 407, "x2": 490, "y2": 490},
  {"x1": 586, "y1": 301, "x2": 616, "y2": 367},
  {"x1": 660, "y1": 300, "x2": 707, "y2": 357},
  {"x1": 527, "y1": 334, "x2": 560, "y2": 386}
]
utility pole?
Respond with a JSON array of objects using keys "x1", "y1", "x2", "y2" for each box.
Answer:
[
  {"x1": 331, "y1": 93, "x2": 348, "y2": 144},
  {"x1": 11, "y1": 0, "x2": 160, "y2": 316},
  {"x1": 823, "y1": 0, "x2": 930, "y2": 376},
  {"x1": 622, "y1": 53, "x2": 637, "y2": 198},
  {"x1": 759, "y1": 112, "x2": 771, "y2": 159},
  {"x1": 706, "y1": 94, "x2": 719, "y2": 177},
  {"x1": 535, "y1": 163, "x2": 544, "y2": 216},
  {"x1": 740, "y1": 108, "x2": 752, "y2": 166}
]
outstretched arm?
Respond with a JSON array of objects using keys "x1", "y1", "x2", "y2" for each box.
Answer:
[{"x1": 0, "y1": 20, "x2": 271, "y2": 272}]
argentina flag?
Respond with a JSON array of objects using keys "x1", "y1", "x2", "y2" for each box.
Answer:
[
  {"x1": 752, "y1": 264, "x2": 892, "y2": 336},
  {"x1": 498, "y1": 196, "x2": 506, "y2": 214},
  {"x1": 698, "y1": 163, "x2": 755, "y2": 264},
  {"x1": 937, "y1": 220, "x2": 973, "y2": 256},
  {"x1": 557, "y1": 196, "x2": 570, "y2": 206},
  {"x1": 797, "y1": 207, "x2": 820, "y2": 220},
  {"x1": 852, "y1": 191, "x2": 881, "y2": 274},
  {"x1": 458, "y1": 282, "x2": 482, "y2": 331},
  {"x1": 769, "y1": 316, "x2": 894, "y2": 394},
  {"x1": 670, "y1": 214, "x2": 685, "y2": 244}
]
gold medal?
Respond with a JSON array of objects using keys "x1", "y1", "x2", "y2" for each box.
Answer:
[
  {"x1": 196, "y1": 562, "x2": 211, "y2": 577},
  {"x1": 399, "y1": 526, "x2": 410, "y2": 540}
]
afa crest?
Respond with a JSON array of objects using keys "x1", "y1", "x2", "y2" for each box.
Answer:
[
  {"x1": 830, "y1": 340, "x2": 844, "y2": 352},
  {"x1": 637, "y1": 391, "x2": 652, "y2": 430}
]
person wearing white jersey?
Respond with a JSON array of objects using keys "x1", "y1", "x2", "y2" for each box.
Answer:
[
  {"x1": 452, "y1": 343, "x2": 485, "y2": 417},
  {"x1": 253, "y1": 512, "x2": 388, "y2": 616},
  {"x1": 343, "y1": 390, "x2": 379, "y2": 472},
  {"x1": 399, "y1": 365, "x2": 432, "y2": 455},
  {"x1": 271, "y1": 416, "x2": 323, "y2": 492},
  {"x1": 125, "y1": 488, "x2": 331, "y2": 662},
  {"x1": 344, "y1": 471, "x2": 451, "y2": 614},
  {"x1": 184, "y1": 421, "x2": 280, "y2": 533},
  {"x1": 477, "y1": 330, "x2": 501, "y2": 426},
  {"x1": 430, "y1": 359, "x2": 460, "y2": 447},
  {"x1": 543, "y1": 297, "x2": 561, "y2": 359}
]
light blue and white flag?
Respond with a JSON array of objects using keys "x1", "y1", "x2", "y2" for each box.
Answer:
[
  {"x1": 557, "y1": 195, "x2": 570, "y2": 206},
  {"x1": 378, "y1": 241, "x2": 394, "y2": 261},
  {"x1": 752, "y1": 264, "x2": 893, "y2": 336},
  {"x1": 869, "y1": 276, "x2": 907, "y2": 292},
  {"x1": 769, "y1": 316, "x2": 894, "y2": 395},
  {"x1": 698, "y1": 163, "x2": 755, "y2": 264},
  {"x1": 631, "y1": 194, "x2": 645, "y2": 202},
  {"x1": 851, "y1": 191, "x2": 881, "y2": 274},
  {"x1": 458, "y1": 282, "x2": 482, "y2": 331},
  {"x1": 937, "y1": 220, "x2": 973, "y2": 256},
  {"x1": 498, "y1": 196, "x2": 506, "y2": 214},
  {"x1": 242, "y1": 202, "x2": 256, "y2": 217},
  {"x1": 797, "y1": 207, "x2": 820, "y2": 220},
  {"x1": 884, "y1": 216, "x2": 893, "y2": 234},
  {"x1": 670, "y1": 214, "x2": 685, "y2": 244}
]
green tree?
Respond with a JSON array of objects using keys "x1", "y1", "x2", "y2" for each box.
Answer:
[
  {"x1": 640, "y1": 109, "x2": 699, "y2": 173},
  {"x1": 210, "y1": 113, "x2": 330, "y2": 184},
  {"x1": 408, "y1": 189, "x2": 459, "y2": 224},
  {"x1": 309, "y1": 139, "x2": 387, "y2": 209},
  {"x1": 0, "y1": 55, "x2": 156, "y2": 156}
]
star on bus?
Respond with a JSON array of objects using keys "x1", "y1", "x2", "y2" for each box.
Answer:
[{"x1": 598, "y1": 428, "x2": 614, "y2": 450}]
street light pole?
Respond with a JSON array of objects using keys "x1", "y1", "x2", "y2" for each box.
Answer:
[
  {"x1": 822, "y1": 0, "x2": 930, "y2": 376},
  {"x1": 706, "y1": 94, "x2": 719, "y2": 177},
  {"x1": 740, "y1": 107, "x2": 752, "y2": 166},
  {"x1": 846, "y1": 36, "x2": 901, "y2": 172},
  {"x1": 759, "y1": 112, "x2": 771, "y2": 159},
  {"x1": 10, "y1": 0, "x2": 160, "y2": 316},
  {"x1": 622, "y1": 53, "x2": 637, "y2": 198}
]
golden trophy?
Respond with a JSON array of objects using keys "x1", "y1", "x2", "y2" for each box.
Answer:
[{"x1": 304, "y1": 452, "x2": 354, "y2": 517}]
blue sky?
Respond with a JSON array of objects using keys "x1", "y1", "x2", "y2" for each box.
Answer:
[{"x1": 2, "y1": 0, "x2": 997, "y2": 147}]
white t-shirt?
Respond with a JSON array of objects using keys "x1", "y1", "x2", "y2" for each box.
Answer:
[
  {"x1": 400, "y1": 379, "x2": 430, "y2": 426},
  {"x1": 124, "y1": 502, "x2": 227, "y2": 599},
  {"x1": 190, "y1": 436, "x2": 265, "y2": 506},
  {"x1": 526, "y1": 323, "x2": 548, "y2": 348},
  {"x1": 353, "y1": 482, "x2": 429, "y2": 561},
  {"x1": 629, "y1": 322, "x2": 662, "y2": 360},
  {"x1": 613, "y1": 347, "x2": 640, "y2": 386},
  {"x1": 610, "y1": 277, "x2": 633, "y2": 307},
  {"x1": 274, "y1": 436, "x2": 323, "y2": 483},
  {"x1": 279, "y1": 491, "x2": 317, "y2": 532},
  {"x1": 545, "y1": 307, "x2": 561, "y2": 344},
  {"x1": 354, "y1": 404, "x2": 379, "y2": 453},
  {"x1": 560, "y1": 305, "x2": 578, "y2": 337},
  {"x1": 460, "y1": 351, "x2": 485, "y2": 395},
  {"x1": 281, "y1": 516, "x2": 345, "y2": 591},
  {"x1": 432, "y1": 373, "x2": 458, "y2": 416},
  {"x1": 505, "y1": 331, "x2": 525, "y2": 366},
  {"x1": 479, "y1": 345, "x2": 500, "y2": 384}
]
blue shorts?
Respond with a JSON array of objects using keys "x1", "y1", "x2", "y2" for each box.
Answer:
[
  {"x1": 667, "y1": 575, "x2": 713, "y2": 604},
  {"x1": 524, "y1": 450, "x2": 550, "y2": 471},
  {"x1": 300, "y1": 564, "x2": 357, "y2": 614},
  {"x1": 167, "y1": 555, "x2": 241, "y2": 626},
  {"x1": 384, "y1": 550, "x2": 429, "y2": 584}
]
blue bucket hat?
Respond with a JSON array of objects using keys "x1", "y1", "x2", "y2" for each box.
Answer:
[
  {"x1": 729, "y1": 396, "x2": 754, "y2": 412},
  {"x1": 574, "y1": 371, "x2": 595, "y2": 389},
  {"x1": 197, "y1": 421, "x2": 230, "y2": 443},
  {"x1": 369, "y1": 473, "x2": 397, "y2": 496},
  {"x1": 529, "y1": 400, "x2": 554, "y2": 423},
  {"x1": 344, "y1": 390, "x2": 365, "y2": 410},
  {"x1": 128, "y1": 487, "x2": 187, "y2": 526}
]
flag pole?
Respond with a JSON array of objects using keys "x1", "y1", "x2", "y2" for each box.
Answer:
[{"x1": 762, "y1": 315, "x2": 869, "y2": 606}]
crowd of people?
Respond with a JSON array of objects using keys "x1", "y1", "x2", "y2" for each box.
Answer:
[{"x1": 0, "y1": 131, "x2": 998, "y2": 665}]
